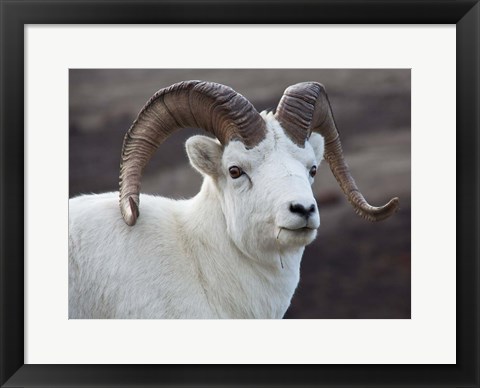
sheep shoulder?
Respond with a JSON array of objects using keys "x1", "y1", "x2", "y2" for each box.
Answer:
[{"x1": 68, "y1": 192, "x2": 214, "y2": 318}]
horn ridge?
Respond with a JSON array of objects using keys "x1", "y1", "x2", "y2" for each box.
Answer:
[
  {"x1": 119, "y1": 81, "x2": 266, "y2": 226},
  {"x1": 276, "y1": 81, "x2": 399, "y2": 222}
]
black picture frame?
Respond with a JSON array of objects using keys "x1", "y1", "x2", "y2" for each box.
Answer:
[{"x1": 1, "y1": 1, "x2": 478, "y2": 387}]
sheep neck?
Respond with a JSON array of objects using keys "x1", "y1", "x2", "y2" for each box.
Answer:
[{"x1": 179, "y1": 178, "x2": 304, "y2": 319}]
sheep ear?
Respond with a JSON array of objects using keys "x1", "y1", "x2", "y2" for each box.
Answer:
[
  {"x1": 186, "y1": 135, "x2": 223, "y2": 178},
  {"x1": 309, "y1": 133, "x2": 325, "y2": 162}
]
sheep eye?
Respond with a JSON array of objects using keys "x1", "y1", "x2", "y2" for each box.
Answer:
[
  {"x1": 309, "y1": 165, "x2": 317, "y2": 177},
  {"x1": 229, "y1": 166, "x2": 243, "y2": 179}
]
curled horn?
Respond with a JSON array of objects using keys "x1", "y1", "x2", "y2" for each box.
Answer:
[
  {"x1": 119, "y1": 80, "x2": 267, "y2": 226},
  {"x1": 275, "y1": 81, "x2": 399, "y2": 222}
]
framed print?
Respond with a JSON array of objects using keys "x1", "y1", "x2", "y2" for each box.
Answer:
[
  {"x1": 1, "y1": 1, "x2": 479, "y2": 387},
  {"x1": 67, "y1": 68, "x2": 411, "y2": 322}
]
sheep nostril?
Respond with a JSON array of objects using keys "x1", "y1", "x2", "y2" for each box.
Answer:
[{"x1": 290, "y1": 203, "x2": 316, "y2": 218}]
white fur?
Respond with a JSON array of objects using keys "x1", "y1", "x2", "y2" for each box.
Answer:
[{"x1": 69, "y1": 113, "x2": 324, "y2": 319}]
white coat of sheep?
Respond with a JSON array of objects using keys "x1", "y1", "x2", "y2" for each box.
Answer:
[{"x1": 68, "y1": 80, "x2": 399, "y2": 319}]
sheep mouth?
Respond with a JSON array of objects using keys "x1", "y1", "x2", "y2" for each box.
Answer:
[
  {"x1": 276, "y1": 226, "x2": 318, "y2": 246},
  {"x1": 281, "y1": 226, "x2": 317, "y2": 233}
]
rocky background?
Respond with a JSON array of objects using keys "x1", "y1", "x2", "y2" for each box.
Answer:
[{"x1": 70, "y1": 69, "x2": 411, "y2": 319}]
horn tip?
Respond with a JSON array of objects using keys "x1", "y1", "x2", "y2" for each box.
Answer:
[
  {"x1": 372, "y1": 196, "x2": 400, "y2": 222},
  {"x1": 390, "y1": 196, "x2": 400, "y2": 209},
  {"x1": 121, "y1": 196, "x2": 139, "y2": 226}
]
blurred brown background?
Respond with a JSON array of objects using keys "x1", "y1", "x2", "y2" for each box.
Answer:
[{"x1": 69, "y1": 69, "x2": 411, "y2": 319}]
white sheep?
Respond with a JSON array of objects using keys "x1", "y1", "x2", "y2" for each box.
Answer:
[{"x1": 68, "y1": 80, "x2": 398, "y2": 319}]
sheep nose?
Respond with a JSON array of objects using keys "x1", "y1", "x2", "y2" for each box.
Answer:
[{"x1": 289, "y1": 203, "x2": 316, "y2": 219}]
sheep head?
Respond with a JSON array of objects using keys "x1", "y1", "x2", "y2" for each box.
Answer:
[
  {"x1": 119, "y1": 81, "x2": 399, "y2": 247},
  {"x1": 185, "y1": 114, "x2": 324, "y2": 251}
]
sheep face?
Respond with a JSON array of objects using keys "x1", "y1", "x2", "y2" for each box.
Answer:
[{"x1": 186, "y1": 112, "x2": 325, "y2": 259}]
